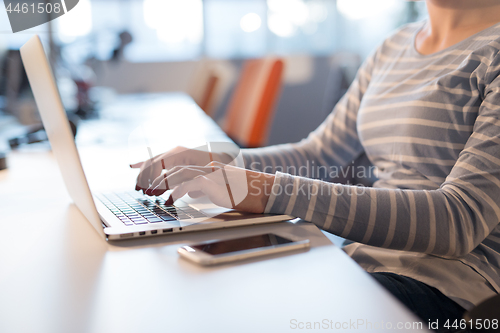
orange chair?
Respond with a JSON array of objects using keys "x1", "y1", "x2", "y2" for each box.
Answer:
[
  {"x1": 189, "y1": 60, "x2": 235, "y2": 118},
  {"x1": 189, "y1": 63, "x2": 221, "y2": 117},
  {"x1": 223, "y1": 57, "x2": 285, "y2": 148},
  {"x1": 198, "y1": 71, "x2": 219, "y2": 115}
]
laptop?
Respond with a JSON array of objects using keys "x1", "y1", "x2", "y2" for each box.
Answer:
[{"x1": 20, "y1": 35, "x2": 293, "y2": 240}]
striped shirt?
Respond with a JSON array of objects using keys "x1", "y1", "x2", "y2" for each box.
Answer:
[{"x1": 242, "y1": 21, "x2": 500, "y2": 309}]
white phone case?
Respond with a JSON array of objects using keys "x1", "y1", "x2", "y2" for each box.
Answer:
[{"x1": 178, "y1": 234, "x2": 310, "y2": 266}]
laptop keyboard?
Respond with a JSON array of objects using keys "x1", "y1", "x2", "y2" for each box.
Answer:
[{"x1": 97, "y1": 192, "x2": 206, "y2": 226}]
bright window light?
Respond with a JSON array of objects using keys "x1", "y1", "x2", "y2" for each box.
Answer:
[
  {"x1": 57, "y1": 0, "x2": 92, "y2": 42},
  {"x1": 268, "y1": 14, "x2": 295, "y2": 37},
  {"x1": 240, "y1": 13, "x2": 262, "y2": 33},
  {"x1": 308, "y1": 2, "x2": 328, "y2": 23},
  {"x1": 337, "y1": 0, "x2": 398, "y2": 20},
  {"x1": 267, "y1": 0, "x2": 309, "y2": 38},
  {"x1": 144, "y1": 0, "x2": 203, "y2": 44}
]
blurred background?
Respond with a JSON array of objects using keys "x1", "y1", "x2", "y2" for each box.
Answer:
[{"x1": 0, "y1": 0, "x2": 427, "y2": 155}]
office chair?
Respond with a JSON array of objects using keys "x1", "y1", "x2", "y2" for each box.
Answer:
[
  {"x1": 190, "y1": 66, "x2": 220, "y2": 116},
  {"x1": 198, "y1": 71, "x2": 219, "y2": 116},
  {"x1": 189, "y1": 60, "x2": 235, "y2": 118},
  {"x1": 223, "y1": 57, "x2": 285, "y2": 148}
]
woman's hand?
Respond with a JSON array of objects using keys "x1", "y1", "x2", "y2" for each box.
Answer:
[
  {"x1": 130, "y1": 143, "x2": 239, "y2": 192},
  {"x1": 144, "y1": 161, "x2": 275, "y2": 214}
]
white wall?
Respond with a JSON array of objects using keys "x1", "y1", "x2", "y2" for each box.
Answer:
[{"x1": 92, "y1": 61, "x2": 198, "y2": 94}]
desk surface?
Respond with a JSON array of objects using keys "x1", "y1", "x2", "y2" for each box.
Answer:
[{"x1": 0, "y1": 93, "x2": 427, "y2": 333}]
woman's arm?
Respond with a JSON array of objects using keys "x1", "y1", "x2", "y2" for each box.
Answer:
[
  {"x1": 265, "y1": 60, "x2": 500, "y2": 258},
  {"x1": 132, "y1": 51, "x2": 376, "y2": 191},
  {"x1": 241, "y1": 53, "x2": 376, "y2": 181}
]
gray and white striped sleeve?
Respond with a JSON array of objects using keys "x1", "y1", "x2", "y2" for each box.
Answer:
[
  {"x1": 241, "y1": 52, "x2": 375, "y2": 180},
  {"x1": 264, "y1": 53, "x2": 500, "y2": 258}
]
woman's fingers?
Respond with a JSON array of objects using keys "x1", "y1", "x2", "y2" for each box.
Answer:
[
  {"x1": 132, "y1": 146, "x2": 236, "y2": 192},
  {"x1": 159, "y1": 161, "x2": 225, "y2": 188},
  {"x1": 136, "y1": 160, "x2": 159, "y2": 190},
  {"x1": 129, "y1": 161, "x2": 143, "y2": 168},
  {"x1": 145, "y1": 166, "x2": 219, "y2": 196},
  {"x1": 169, "y1": 166, "x2": 220, "y2": 184},
  {"x1": 146, "y1": 162, "x2": 226, "y2": 194},
  {"x1": 161, "y1": 165, "x2": 185, "y2": 179},
  {"x1": 137, "y1": 153, "x2": 241, "y2": 201},
  {"x1": 161, "y1": 164, "x2": 272, "y2": 214},
  {"x1": 147, "y1": 171, "x2": 169, "y2": 191},
  {"x1": 169, "y1": 176, "x2": 208, "y2": 204},
  {"x1": 136, "y1": 154, "x2": 170, "y2": 190},
  {"x1": 146, "y1": 172, "x2": 169, "y2": 196},
  {"x1": 171, "y1": 174, "x2": 234, "y2": 208},
  {"x1": 164, "y1": 176, "x2": 203, "y2": 205},
  {"x1": 206, "y1": 160, "x2": 226, "y2": 168},
  {"x1": 187, "y1": 190, "x2": 204, "y2": 198},
  {"x1": 131, "y1": 161, "x2": 151, "y2": 190},
  {"x1": 133, "y1": 147, "x2": 207, "y2": 191}
]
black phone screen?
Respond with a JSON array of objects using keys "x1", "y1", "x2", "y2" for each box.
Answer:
[{"x1": 193, "y1": 233, "x2": 294, "y2": 255}]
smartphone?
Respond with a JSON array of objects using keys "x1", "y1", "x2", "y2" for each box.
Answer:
[{"x1": 178, "y1": 233, "x2": 310, "y2": 266}]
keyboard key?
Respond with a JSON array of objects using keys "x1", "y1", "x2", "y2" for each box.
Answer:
[
  {"x1": 160, "y1": 215, "x2": 177, "y2": 221},
  {"x1": 146, "y1": 218, "x2": 162, "y2": 223},
  {"x1": 132, "y1": 220, "x2": 148, "y2": 225},
  {"x1": 117, "y1": 217, "x2": 134, "y2": 225}
]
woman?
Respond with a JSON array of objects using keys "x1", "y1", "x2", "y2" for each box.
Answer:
[{"x1": 132, "y1": 0, "x2": 500, "y2": 329}]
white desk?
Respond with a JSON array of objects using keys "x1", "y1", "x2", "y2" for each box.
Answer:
[{"x1": 0, "y1": 93, "x2": 428, "y2": 333}]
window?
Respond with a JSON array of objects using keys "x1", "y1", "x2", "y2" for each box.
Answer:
[
  {"x1": 267, "y1": 0, "x2": 337, "y2": 55},
  {"x1": 205, "y1": 0, "x2": 267, "y2": 58},
  {"x1": 336, "y1": 0, "x2": 427, "y2": 57},
  {"x1": 2, "y1": 0, "x2": 428, "y2": 62},
  {"x1": 56, "y1": 0, "x2": 203, "y2": 63},
  {"x1": 135, "y1": 0, "x2": 203, "y2": 61}
]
